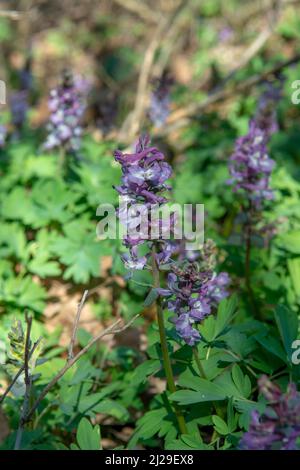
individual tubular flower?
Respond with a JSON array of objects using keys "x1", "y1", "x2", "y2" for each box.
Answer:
[
  {"x1": 228, "y1": 120, "x2": 275, "y2": 209},
  {"x1": 148, "y1": 72, "x2": 173, "y2": 128},
  {"x1": 44, "y1": 71, "x2": 86, "y2": 152},
  {"x1": 240, "y1": 375, "x2": 300, "y2": 450},
  {"x1": 158, "y1": 242, "x2": 230, "y2": 346},
  {"x1": 114, "y1": 135, "x2": 173, "y2": 271}
]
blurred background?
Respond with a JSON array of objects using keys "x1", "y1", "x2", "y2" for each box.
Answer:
[
  {"x1": 1, "y1": 0, "x2": 299, "y2": 143},
  {"x1": 1, "y1": 0, "x2": 300, "y2": 450}
]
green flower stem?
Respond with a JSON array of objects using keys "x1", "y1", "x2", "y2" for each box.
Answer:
[
  {"x1": 193, "y1": 345, "x2": 223, "y2": 445},
  {"x1": 151, "y1": 247, "x2": 188, "y2": 435},
  {"x1": 59, "y1": 146, "x2": 66, "y2": 174},
  {"x1": 244, "y1": 200, "x2": 261, "y2": 319},
  {"x1": 192, "y1": 347, "x2": 207, "y2": 379}
]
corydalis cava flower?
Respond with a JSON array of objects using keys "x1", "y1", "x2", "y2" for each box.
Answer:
[
  {"x1": 158, "y1": 241, "x2": 230, "y2": 346},
  {"x1": 44, "y1": 71, "x2": 86, "y2": 152},
  {"x1": 149, "y1": 73, "x2": 173, "y2": 128},
  {"x1": 114, "y1": 135, "x2": 173, "y2": 270},
  {"x1": 228, "y1": 120, "x2": 275, "y2": 208},
  {"x1": 240, "y1": 375, "x2": 300, "y2": 450}
]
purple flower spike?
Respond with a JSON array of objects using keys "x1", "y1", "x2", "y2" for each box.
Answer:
[
  {"x1": 159, "y1": 250, "x2": 230, "y2": 346},
  {"x1": 114, "y1": 135, "x2": 174, "y2": 272},
  {"x1": 44, "y1": 71, "x2": 87, "y2": 152},
  {"x1": 228, "y1": 120, "x2": 275, "y2": 208}
]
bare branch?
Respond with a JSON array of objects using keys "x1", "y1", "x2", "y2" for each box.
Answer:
[
  {"x1": 112, "y1": 0, "x2": 159, "y2": 24},
  {"x1": 0, "y1": 10, "x2": 24, "y2": 20},
  {"x1": 155, "y1": 54, "x2": 300, "y2": 139},
  {"x1": 118, "y1": 1, "x2": 186, "y2": 143},
  {"x1": 23, "y1": 314, "x2": 140, "y2": 424},
  {"x1": 68, "y1": 290, "x2": 89, "y2": 361}
]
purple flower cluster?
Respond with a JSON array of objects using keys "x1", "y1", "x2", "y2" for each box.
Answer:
[
  {"x1": 158, "y1": 243, "x2": 230, "y2": 346},
  {"x1": 114, "y1": 135, "x2": 173, "y2": 270},
  {"x1": 44, "y1": 71, "x2": 86, "y2": 152},
  {"x1": 240, "y1": 375, "x2": 300, "y2": 450},
  {"x1": 228, "y1": 120, "x2": 275, "y2": 208},
  {"x1": 149, "y1": 73, "x2": 173, "y2": 128}
]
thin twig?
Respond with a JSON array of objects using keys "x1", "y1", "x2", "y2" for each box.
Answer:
[
  {"x1": 23, "y1": 314, "x2": 140, "y2": 424},
  {"x1": 112, "y1": 0, "x2": 160, "y2": 24},
  {"x1": 152, "y1": 1, "x2": 193, "y2": 78},
  {"x1": 216, "y1": 0, "x2": 282, "y2": 88},
  {"x1": 118, "y1": 1, "x2": 185, "y2": 142},
  {"x1": 0, "y1": 10, "x2": 24, "y2": 19},
  {"x1": 14, "y1": 313, "x2": 33, "y2": 451},
  {"x1": 118, "y1": 16, "x2": 168, "y2": 142},
  {"x1": 68, "y1": 290, "x2": 89, "y2": 361}
]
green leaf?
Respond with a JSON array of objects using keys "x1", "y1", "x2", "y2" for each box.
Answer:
[
  {"x1": 0, "y1": 276, "x2": 46, "y2": 313},
  {"x1": 130, "y1": 359, "x2": 161, "y2": 386},
  {"x1": 231, "y1": 364, "x2": 251, "y2": 398},
  {"x1": 27, "y1": 229, "x2": 61, "y2": 278},
  {"x1": 287, "y1": 258, "x2": 300, "y2": 299},
  {"x1": 171, "y1": 378, "x2": 226, "y2": 404},
  {"x1": 143, "y1": 288, "x2": 159, "y2": 307},
  {"x1": 254, "y1": 333, "x2": 287, "y2": 362},
  {"x1": 274, "y1": 304, "x2": 299, "y2": 361},
  {"x1": 128, "y1": 408, "x2": 167, "y2": 448},
  {"x1": 278, "y1": 231, "x2": 300, "y2": 254},
  {"x1": 166, "y1": 434, "x2": 208, "y2": 450},
  {"x1": 51, "y1": 218, "x2": 111, "y2": 283},
  {"x1": 199, "y1": 295, "x2": 237, "y2": 342},
  {"x1": 214, "y1": 295, "x2": 238, "y2": 338},
  {"x1": 76, "y1": 418, "x2": 101, "y2": 450},
  {"x1": 214, "y1": 367, "x2": 251, "y2": 400},
  {"x1": 212, "y1": 415, "x2": 229, "y2": 435}
]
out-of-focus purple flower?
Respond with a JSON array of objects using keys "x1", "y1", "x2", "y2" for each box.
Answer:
[
  {"x1": 158, "y1": 254, "x2": 230, "y2": 346},
  {"x1": 218, "y1": 26, "x2": 234, "y2": 42},
  {"x1": 10, "y1": 58, "x2": 33, "y2": 133},
  {"x1": 44, "y1": 71, "x2": 86, "y2": 152},
  {"x1": 240, "y1": 375, "x2": 300, "y2": 450},
  {"x1": 148, "y1": 73, "x2": 173, "y2": 128},
  {"x1": 0, "y1": 125, "x2": 7, "y2": 147},
  {"x1": 228, "y1": 120, "x2": 275, "y2": 208},
  {"x1": 10, "y1": 90, "x2": 29, "y2": 130},
  {"x1": 255, "y1": 83, "x2": 281, "y2": 140},
  {"x1": 114, "y1": 135, "x2": 173, "y2": 271}
]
